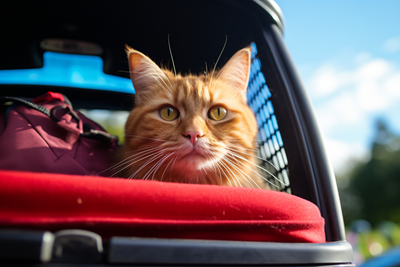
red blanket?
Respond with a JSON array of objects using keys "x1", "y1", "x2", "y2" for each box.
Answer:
[{"x1": 0, "y1": 170, "x2": 325, "y2": 243}]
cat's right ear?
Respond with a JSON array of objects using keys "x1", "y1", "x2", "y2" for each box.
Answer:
[
  {"x1": 215, "y1": 47, "x2": 251, "y2": 102},
  {"x1": 125, "y1": 45, "x2": 167, "y2": 100}
]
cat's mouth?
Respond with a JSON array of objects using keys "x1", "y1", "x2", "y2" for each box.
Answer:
[
  {"x1": 168, "y1": 146, "x2": 208, "y2": 173},
  {"x1": 185, "y1": 149, "x2": 203, "y2": 158}
]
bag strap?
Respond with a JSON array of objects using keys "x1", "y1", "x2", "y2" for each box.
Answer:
[
  {"x1": 0, "y1": 96, "x2": 51, "y2": 117},
  {"x1": 1, "y1": 96, "x2": 118, "y2": 143},
  {"x1": 0, "y1": 96, "x2": 81, "y2": 123}
]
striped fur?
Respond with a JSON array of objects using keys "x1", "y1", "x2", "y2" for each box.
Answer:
[{"x1": 116, "y1": 46, "x2": 267, "y2": 189}]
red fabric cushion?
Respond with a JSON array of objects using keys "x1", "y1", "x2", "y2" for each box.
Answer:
[{"x1": 0, "y1": 170, "x2": 325, "y2": 243}]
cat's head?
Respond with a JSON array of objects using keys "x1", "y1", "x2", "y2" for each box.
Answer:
[{"x1": 122, "y1": 46, "x2": 260, "y2": 187}]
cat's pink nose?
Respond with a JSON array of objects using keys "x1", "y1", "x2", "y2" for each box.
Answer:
[{"x1": 184, "y1": 131, "x2": 204, "y2": 146}]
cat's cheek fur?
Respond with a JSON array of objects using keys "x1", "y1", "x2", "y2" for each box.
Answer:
[{"x1": 119, "y1": 46, "x2": 268, "y2": 189}]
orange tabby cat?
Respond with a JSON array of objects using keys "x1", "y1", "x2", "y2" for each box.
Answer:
[{"x1": 116, "y1": 45, "x2": 266, "y2": 189}]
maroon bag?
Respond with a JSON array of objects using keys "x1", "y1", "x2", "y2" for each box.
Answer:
[{"x1": 0, "y1": 91, "x2": 118, "y2": 176}]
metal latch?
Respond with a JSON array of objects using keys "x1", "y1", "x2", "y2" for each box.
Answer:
[{"x1": 51, "y1": 229, "x2": 103, "y2": 263}]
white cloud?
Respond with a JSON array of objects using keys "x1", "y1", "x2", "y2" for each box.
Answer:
[
  {"x1": 309, "y1": 54, "x2": 400, "y2": 115},
  {"x1": 354, "y1": 58, "x2": 391, "y2": 83},
  {"x1": 323, "y1": 138, "x2": 369, "y2": 174},
  {"x1": 310, "y1": 65, "x2": 351, "y2": 97},
  {"x1": 314, "y1": 91, "x2": 363, "y2": 133},
  {"x1": 354, "y1": 52, "x2": 372, "y2": 65},
  {"x1": 304, "y1": 53, "x2": 400, "y2": 173},
  {"x1": 385, "y1": 71, "x2": 400, "y2": 97},
  {"x1": 354, "y1": 59, "x2": 396, "y2": 111},
  {"x1": 383, "y1": 37, "x2": 400, "y2": 53}
]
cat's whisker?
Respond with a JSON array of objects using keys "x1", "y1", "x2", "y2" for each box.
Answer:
[
  {"x1": 204, "y1": 166, "x2": 209, "y2": 176},
  {"x1": 199, "y1": 167, "x2": 204, "y2": 177},
  {"x1": 149, "y1": 73, "x2": 174, "y2": 94},
  {"x1": 226, "y1": 150, "x2": 242, "y2": 165},
  {"x1": 229, "y1": 138, "x2": 276, "y2": 144},
  {"x1": 210, "y1": 70, "x2": 224, "y2": 92},
  {"x1": 242, "y1": 147, "x2": 259, "y2": 153},
  {"x1": 128, "y1": 69, "x2": 173, "y2": 92},
  {"x1": 223, "y1": 157, "x2": 253, "y2": 188},
  {"x1": 227, "y1": 147, "x2": 279, "y2": 171},
  {"x1": 118, "y1": 144, "x2": 162, "y2": 155},
  {"x1": 227, "y1": 151, "x2": 285, "y2": 185},
  {"x1": 213, "y1": 164, "x2": 222, "y2": 185},
  {"x1": 123, "y1": 46, "x2": 269, "y2": 189},
  {"x1": 129, "y1": 153, "x2": 168, "y2": 179},
  {"x1": 141, "y1": 153, "x2": 166, "y2": 180},
  {"x1": 202, "y1": 164, "x2": 208, "y2": 175},
  {"x1": 111, "y1": 146, "x2": 166, "y2": 177},
  {"x1": 145, "y1": 69, "x2": 174, "y2": 91},
  {"x1": 124, "y1": 135, "x2": 170, "y2": 142},
  {"x1": 168, "y1": 34, "x2": 177, "y2": 77},
  {"x1": 226, "y1": 152, "x2": 283, "y2": 188},
  {"x1": 111, "y1": 149, "x2": 164, "y2": 177},
  {"x1": 115, "y1": 146, "x2": 162, "y2": 164},
  {"x1": 206, "y1": 154, "x2": 217, "y2": 176},
  {"x1": 149, "y1": 153, "x2": 174, "y2": 181},
  {"x1": 225, "y1": 156, "x2": 280, "y2": 189},
  {"x1": 142, "y1": 152, "x2": 170, "y2": 180},
  {"x1": 227, "y1": 142, "x2": 258, "y2": 152},
  {"x1": 171, "y1": 154, "x2": 179, "y2": 168},
  {"x1": 227, "y1": 150, "x2": 278, "y2": 178},
  {"x1": 98, "y1": 146, "x2": 161, "y2": 175},
  {"x1": 223, "y1": 157, "x2": 259, "y2": 189},
  {"x1": 222, "y1": 156, "x2": 247, "y2": 185},
  {"x1": 160, "y1": 154, "x2": 177, "y2": 181},
  {"x1": 204, "y1": 62, "x2": 208, "y2": 85},
  {"x1": 228, "y1": 163, "x2": 261, "y2": 189},
  {"x1": 207, "y1": 154, "x2": 223, "y2": 185},
  {"x1": 209, "y1": 36, "x2": 228, "y2": 89},
  {"x1": 153, "y1": 72, "x2": 174, "y2": 92},
  {"x1": 130, "y1": 68, "x2": 171, "y2": 92},
  {"x1": 149, "y1": 74, "x2": 168, "y2": 89},
  {"x1": 118, "y1": 70, "x2": 131, "y2": 73},
  {"x1": 163, "y1": 73, "x2": 174, "y2": 94},
  {"x1": 215, "y1": 160, "x2": 231, "y2": 186},
  {"x1": 217, "y1": 164, "x2": 223, "y2": 185},
  {"x1": 129, "y1": 152, "x2": 166, "y2": 179},
  {"x1": 234, "y1": 165, "x2": 262, "y2": 189},
  {"x1": 248, "y1": 167, "x2": 280, "y2": 189},
  {"x1": 219, "y1": 158, "x2": 242, "y2": 187},
  {"x1": 108, "y1": 152, "x2": 154, "y2": 174}
]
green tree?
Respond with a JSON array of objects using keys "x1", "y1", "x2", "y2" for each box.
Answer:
[{"x1": 341, "y1": 119, "x2": 400, "y2": 226}]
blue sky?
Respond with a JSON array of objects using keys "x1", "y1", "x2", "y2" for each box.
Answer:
[
  {"x1": 274, "y1": 0, "x2": 400, "y2": 173},
  {"x1": 0, "y1": 0, "x2": 398, "y2": 174}
]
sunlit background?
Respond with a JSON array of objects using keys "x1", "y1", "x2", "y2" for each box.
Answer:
[
  {"x1": 275, "y1": 0, "x2": 400, "y2": 174},
  {"x1": 275, "y1": 0, "x2": 400, "y2": 265},
  {"x1": 1, "y1": 0, "x2": 400, "y2": 265}
]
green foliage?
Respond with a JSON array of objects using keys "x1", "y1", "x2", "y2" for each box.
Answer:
[
  {"x1": 340, "y1": 119, "x2": 400, "y2": 226},
  {"x1": 79, "y1": 109, "x2": 129, "y2": 144}
]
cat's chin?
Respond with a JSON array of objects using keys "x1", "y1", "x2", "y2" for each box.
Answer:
[{"x1": 172, "y1": 152, "x2": 210, "y2": 173}]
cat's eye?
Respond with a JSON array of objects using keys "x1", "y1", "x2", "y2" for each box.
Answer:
[
  {"x1": 159, "y1": 106, "x2": 179, "y2": 121},
  {"x1": 208, "y1": 106, "x2": 227, "y2": 121}
]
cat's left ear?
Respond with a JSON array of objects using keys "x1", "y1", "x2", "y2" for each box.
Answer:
[
  {"x1": 216, "y1": 47, "x2": 251, "y2": 101},
  {"x1": 125, "y1": 45, "x2": 168, "y2": 103}
]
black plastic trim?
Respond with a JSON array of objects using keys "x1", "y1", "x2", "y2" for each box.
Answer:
[
  {"x1": 0, "y1": 230, "x2": 54, "y2": 263},
  {"x1": 0, "y1": 263, "x2": 356, "y2": 267},
  {"x1": 0, "y1": 84, "x2": 135, "y2": 111},
  {"x1": 108, "y1": 237, "x2": 353, "y2": 265},
  {"x1": 257, "y1": 23, "x2": 346, "y2": 241},
  {"x1": 252, "y1": 0, "x2": 285, "y2": 33}
]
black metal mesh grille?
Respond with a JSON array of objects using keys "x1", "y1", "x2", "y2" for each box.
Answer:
[{"x1": 247, "y1": 43, "x2": 290, "y2": 193}]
